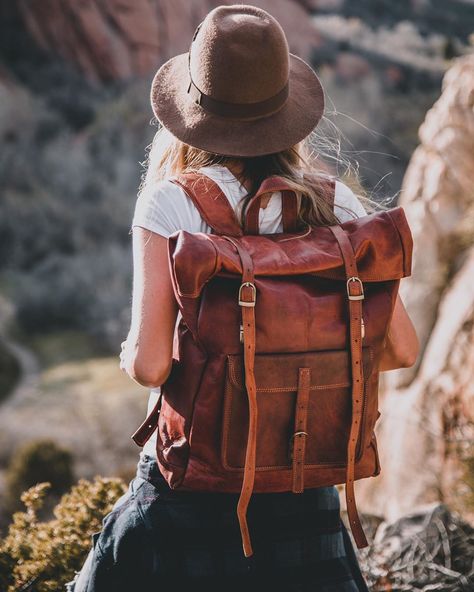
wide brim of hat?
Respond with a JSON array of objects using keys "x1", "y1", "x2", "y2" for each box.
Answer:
[{"x1": 150, "y1": 52, "x2": 325, "y2": 157}]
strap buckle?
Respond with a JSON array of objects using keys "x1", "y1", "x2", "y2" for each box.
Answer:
[
  {"x1": 346, "y1": 276, "x2": 364, "y2": 301},
  {"x1": 288, "y1": 431, "x2": 309, "y2": 462},
  {"x1": 238, "y1": 281, "x2": 256, "y2": 307},
  {"x1": 291, "y1": 430, "x2": 308, "y2": 439}
]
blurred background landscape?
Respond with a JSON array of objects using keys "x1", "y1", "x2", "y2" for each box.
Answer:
[{"x1": 0, "y1": 1, "x2": 473, "y2": 589}]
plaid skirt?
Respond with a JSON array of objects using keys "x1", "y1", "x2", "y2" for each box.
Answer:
[{"x1": 72, "y1": 452, "x2": 369, "y2": 592}]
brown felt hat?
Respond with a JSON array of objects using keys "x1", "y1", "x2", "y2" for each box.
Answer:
[{"x1": 150, "y1": 4, "x2": 325, "y2": 157}]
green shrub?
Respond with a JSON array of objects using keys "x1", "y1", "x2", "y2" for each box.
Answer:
[
  {"x1": 0, "y1": 477, "x2": 127, "y2": 592},
  {"x1": 5, "y1": 439, "x2": 74, "y2": 514}
]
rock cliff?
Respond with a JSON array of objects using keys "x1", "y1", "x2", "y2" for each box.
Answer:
[{"x1": 357, "y1": 53, "x2": 474, "y2": 525}]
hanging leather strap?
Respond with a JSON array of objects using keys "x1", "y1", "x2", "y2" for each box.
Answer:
[
  {"x1": 291, "y1": 368, "x2": 311, "y2": 493},
  {"x1": 328, "y1": 225, "x2": 369, "y2": 549},
  {"x1": 222, "y1": 236, "x2": 258, "y2": 558},
  {"x1": 171, "y1": 173, "x2": 243, "y2": 236},
  {"x1": 130, "y1": 391, "x2": 163, "y2": 447}
]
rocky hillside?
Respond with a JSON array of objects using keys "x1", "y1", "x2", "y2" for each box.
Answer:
[{"x1": 0, "y1": 0, "x2": 321, "y2": 83}]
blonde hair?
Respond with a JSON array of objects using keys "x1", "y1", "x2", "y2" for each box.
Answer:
[{"x1": 138, "y1": 118, "x2": 384, "y2": 229}]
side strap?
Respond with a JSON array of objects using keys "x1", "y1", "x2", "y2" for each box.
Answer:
[
  {"x1": 329, "y1": 225, "x2": 369, "y2": 549},
  {"x1": 171, "y1": 173, "x2": 243, "y2": 236},
  {"x1": 131, "y1": 391, "x2": 163, "y2": 447},
  {"x1": 222, "y1": 236, "x2": 258, "y2": 558}
]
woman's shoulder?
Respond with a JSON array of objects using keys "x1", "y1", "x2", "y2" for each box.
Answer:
[
  {"x1": 131, "y1": 178, "x2": 207, "y2": 237},
  {"x1": 134, "y1": 178, "x2": 186, "y2": 212},
  {"x1": 333, "y1": 179, "x2": 367, "y2": 222},
  {"x1": 304, "y1": 172, "x2": 367, "y2": 222}
]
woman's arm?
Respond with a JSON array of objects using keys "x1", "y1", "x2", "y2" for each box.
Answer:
[
  {"x1": 379, "y1": 293, "x2": 419, "y2": 372},
  {"x1": 120, "y1": 227, "x2": 178, "y2": 388}
]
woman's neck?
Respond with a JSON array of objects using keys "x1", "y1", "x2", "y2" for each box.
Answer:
[
  {"x1": 224, "y1": 161, "x2": 274, "y2": 208},
  {"x1": 225, "y1": 161, "x2": 252, "y2": 192}
]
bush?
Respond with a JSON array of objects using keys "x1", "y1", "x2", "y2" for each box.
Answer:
[
  {"x1": 0, "y1": 477, "x2": 127, "y2": 592},
  {"x1": 5, "y1": 439, "x2": 74, "y2": 514},
  {"x1": 0, "y1": 340, "x2": 20, "y2": 403}
]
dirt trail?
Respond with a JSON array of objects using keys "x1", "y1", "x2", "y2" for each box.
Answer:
[{"x1": 0, "y1": 294, "x2": 41, "y2": 409}]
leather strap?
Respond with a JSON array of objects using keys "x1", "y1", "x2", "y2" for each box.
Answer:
[
  {"x1": 329, "y1": 224, "x2": 368, "y2": 549},
  {"x1": 222, "y1": 236, "x2": 258, "y2": 558},
  {"x1": 244, "y1": 177, "x2": 300, "y2": 235},
  {"x1": 171, "y1": 173, "x2": 243, "y2": 236},
  {"x1": 244, "y1": 175, "x2": 336, "y2": 235},
  {"x1": 282, "y1": 191, "x2": 299, "y2": 233},
  {"x1": 291, "y1": 368, "x2": 311, "y2": 493},
  {"x1": 130, "y1": 391, "x2": 163, "y2": 447},
  {"x1": 245, "y1": 189, "x2": 298, "y2": 234}
]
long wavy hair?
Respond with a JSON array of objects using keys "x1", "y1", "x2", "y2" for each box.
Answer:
[{"x1": 138, "y1": 119, "x2": 382, "y2": 230}]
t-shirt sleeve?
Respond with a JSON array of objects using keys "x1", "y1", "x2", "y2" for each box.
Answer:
[
  {"x1": 130, "y1": 180, "x2": 206, "y2": 238},
  {"x1": 333, "y1": 180, "x2": 368, "y2": 223}
]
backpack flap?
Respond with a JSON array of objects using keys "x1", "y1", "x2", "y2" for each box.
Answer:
[{"x1": 168, "y1": 206, "x2": 412, "y2": 310}]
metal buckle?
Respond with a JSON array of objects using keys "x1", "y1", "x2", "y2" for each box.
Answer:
[
  {"x1": 288, "y1": 431, "x2": 308, "y2": 462},
  {"x1": 346, "y1": 276, "x2": 364, "y2": 301},
  {"x1": 238, "y1": 282, "x2": 256, "y2": 307},
  {"x1": 291, "y1": 431, "x2": 308, "y2": 439}
]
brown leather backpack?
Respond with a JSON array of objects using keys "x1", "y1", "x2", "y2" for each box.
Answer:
[{"x1": 131, "y1": 172, "x2": 413, "y2": 557}]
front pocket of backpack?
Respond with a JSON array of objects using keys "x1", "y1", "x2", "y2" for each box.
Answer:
[{"x1": 221, "y1": 348, "x2": 374, "y2": 471}]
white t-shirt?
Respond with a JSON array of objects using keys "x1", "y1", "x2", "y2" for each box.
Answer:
[{"x1": 131, "y1": 164, "x2": 367, "y2": 458}]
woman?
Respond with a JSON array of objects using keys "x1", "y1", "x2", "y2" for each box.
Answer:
[{"x1": 67, "y1": 5, "x2": 418, "y2": 591}]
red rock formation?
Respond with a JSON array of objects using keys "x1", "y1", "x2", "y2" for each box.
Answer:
[{"x1": 16, "y1": 0, "x2": 322, "y2": 83}]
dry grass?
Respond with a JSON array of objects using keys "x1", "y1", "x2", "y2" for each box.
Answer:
[{"x1": 0, "y1": 338, "x2": 148, "y2": 494}]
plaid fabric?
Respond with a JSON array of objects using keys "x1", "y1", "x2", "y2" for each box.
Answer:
[{"x1": 77, "y1": 453, "x2": 369, "y2": 592}]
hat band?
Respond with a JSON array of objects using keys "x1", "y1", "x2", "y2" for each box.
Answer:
[{"x1": 187, "y1": 77, "x2": 289, "y2": 120}]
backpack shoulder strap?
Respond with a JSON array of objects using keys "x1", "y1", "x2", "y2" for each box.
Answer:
[
  {"x1": 244, "y1": 173, "x2": 336, "y2": 235},
  {"x1": 170, "y1": 173, "x2": 243, "y2": 236},
  {"x1": 303, "y1": 173, "x2": 336, "y2": 211},
  {"x1": 244, "y1": 176, "x2": 300, "y2": 234}
]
